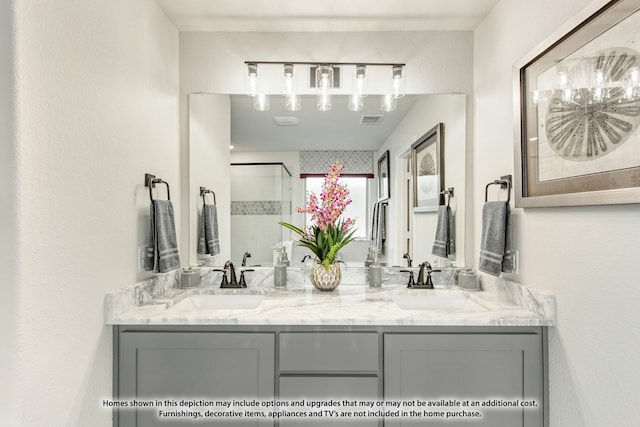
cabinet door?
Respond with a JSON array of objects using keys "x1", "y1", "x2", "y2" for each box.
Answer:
[
  {"x1": 117, "y1": 332, "x2": 274, "y2": 427},
  {"x1": 384, "y1": 334, "x2": 543, "y2": 427},
  {"x1": 279, "y1": 376, "x2": 379, "y2": 427}
]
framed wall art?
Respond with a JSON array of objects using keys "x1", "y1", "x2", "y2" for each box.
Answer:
[
  {"x1": 377, "y1": 150, "x2": 390, "y2": 201},
  {"x1": 411, "y1": 123, "x2": 444, "y2": 212},
  {"x1": 514, "y1": 0, "x2": 640, "y2": 207}
]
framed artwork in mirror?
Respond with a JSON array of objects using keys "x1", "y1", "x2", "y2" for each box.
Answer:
[
  {"x1": 412, "y1": 123, "x2": 444, "y2": 212},
  {"x1": 514, "y1": 0, "x2": 640, "y2": 208},
  {"x1": 377, "y1": 150, "x2": 390, "y2": 201}
]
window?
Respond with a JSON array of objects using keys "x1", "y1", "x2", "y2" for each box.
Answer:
[{"x1": 304, "y1": 177, "x2": 368, "y2": 239}]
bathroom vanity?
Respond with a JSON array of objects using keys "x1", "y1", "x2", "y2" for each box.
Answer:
[{"x1": 107, "y1": 268, "x2": 554, "y2": 427}]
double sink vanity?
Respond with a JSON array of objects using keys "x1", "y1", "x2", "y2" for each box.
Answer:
[{"x1": 106, "y1": 266, "x2": 555, "y2": 427}]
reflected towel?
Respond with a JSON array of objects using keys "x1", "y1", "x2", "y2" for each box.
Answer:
[
  {"x1": 478, "y1": 201, "x2": 513, "y2": 276},
  {"x1": 370, "y1": 201, "x2": 386, "y2": 252},
  {"x1": 198, "y1": 203, "x2": 220, "y2": 256},
  {"x1": 144, "y1": 200, "x2": 180, "y2": 273},
  {"x1": 432, "y1": 205, "x2": 455, "y2": 258}
]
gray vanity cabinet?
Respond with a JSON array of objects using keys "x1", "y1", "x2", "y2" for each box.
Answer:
[
  {"x1": 113, "y1": 326, "x2": 546, "y2": 427},
  {"x1": 384, "y1": 333, "x2": 544, "y2": 427},
  {"x1": 115, "y1": 329, "x2": 275, "y2": 427}
]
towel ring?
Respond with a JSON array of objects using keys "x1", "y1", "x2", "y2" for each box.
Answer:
[
  {"x1": 200, "y1": 187, "x2": 216, "y2": 205},
  {"x1": 440, "y1": 187, "x2": 454, "y2": 207},
  {"x1": 145, "y1": 173, "x2": 171, "y2": 201},
  {"x1": 485, "y1": 176, "x2": 511, "y2": 203}
]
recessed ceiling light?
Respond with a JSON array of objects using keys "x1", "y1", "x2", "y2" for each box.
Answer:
[
  {"x1": 229, "y1": 145, "x2": 235, "y2": 150},
  {"x1": 273, "y1": 116, "x2": 299, "y2": 126}
]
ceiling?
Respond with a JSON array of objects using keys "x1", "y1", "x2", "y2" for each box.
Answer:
[
  {"x1": 230, "y1": 94, "x2": 417, "y2": 151},
  {"x1": 156, "y1": 0, "x2": 499, "y2": 32}
]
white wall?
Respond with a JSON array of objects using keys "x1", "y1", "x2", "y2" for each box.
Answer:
[
  {"x1": 7, "y1": 1, "x2": 179, "y2": 425},
  {"x1": 189, "y1": 94, "x2": 231, "y2": 264},
  {"x1": 474, "y1": 0, "x2": 640, "y2": 425},
  {"x1": 378, "y1": 94, "x2": 470, "y2": 266},
  {"x1": 1, "y1": 1, "x2": 18, "y2": 424}
]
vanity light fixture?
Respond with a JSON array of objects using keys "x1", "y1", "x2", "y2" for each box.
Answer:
[
  {"x1": 247, "y1": 62, "x2": 270, "y2": 110},
  {"x1": 283, "y1": 64, "x2": 301, "y2": 112},
  {"x1": 391, "y1": 64, "x2": 405, "y2": 99},
  {"x1": 530, "y1": 63, "x2": 640, "y2": 106},
  {"x1": 348, "y1": 64, "x2": 367, "y2": 111},
  {"x1": 244, "y1": 61, "x2": 406, "y2": 112},
  {"x1": 246, "y1": 63, "x2": 258, "y2": 97},
  {"x1": 316, "y1": 65, "x2": 333, "y2": 112}
]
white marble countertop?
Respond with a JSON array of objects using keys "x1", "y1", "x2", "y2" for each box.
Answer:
[{"x1": 105, "y1": 267, "x2": 556, "y2": 326}]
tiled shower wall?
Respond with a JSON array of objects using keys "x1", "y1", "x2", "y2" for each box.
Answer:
[{"x1": 230, "y1": 165, "x2": 292, "y2": 265}]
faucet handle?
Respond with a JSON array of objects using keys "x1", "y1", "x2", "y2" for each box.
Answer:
[
  {"x1": 239, "y1": 269, "x2": 254, "y2": 287},
  {"x1": 399, "y1": 269, "x2": 415, "y2": 287},
  {"x1": 212, "y1": 269, "x2": 228, "y2": 285}
]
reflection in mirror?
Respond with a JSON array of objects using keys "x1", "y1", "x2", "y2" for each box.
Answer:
[
  {"x1": 188, "y1": 93, "x2": 468, "y2": 268},
  {"x1": 230, "y1": 163, "x2": 292, "y2": 266}
]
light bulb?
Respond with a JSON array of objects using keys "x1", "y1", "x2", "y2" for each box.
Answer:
[
  {"x1": 391, "y1": 65, "x2": 405, "y2": 99},
  {"x1": 283, "y1": 64, "x2": 300, "y2": 111},
  {"x1": 380, "y1": 94, "x2": 396, "y2": 112},
  {"x1": 253, "y1": 94, "x2": 270, "y2": 111},
  {"x1": 354, "y1": 64, "x2": 366, "y2": 97},
  {"x1": 286, "y1": 93, "x2": 301, "y2": 111},
  {"x1": 316, "y1": 65, "x2": 333, "y2": 111},
  {"x1": 348, "y1": 94, "x2": 364, "y2": 111},
  {"x1": 246, "y1": 63, "x2": 258, "y2": 97}
]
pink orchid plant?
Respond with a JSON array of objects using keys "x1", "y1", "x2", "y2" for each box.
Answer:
[{"x1": 279, "y1": 162, "x2": 357, "y2": 269}]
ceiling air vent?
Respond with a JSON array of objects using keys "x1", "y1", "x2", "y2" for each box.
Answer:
[{"x1": 361, "y1": 115, "x2": 384, "y2": 125}]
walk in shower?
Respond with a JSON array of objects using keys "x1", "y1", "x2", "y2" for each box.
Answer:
[{"x1": 230, "y1": 163, "x2": 292, "y2": 266}]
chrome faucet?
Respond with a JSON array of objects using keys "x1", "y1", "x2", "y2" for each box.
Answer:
[
  {"x1": 242, "y1": 252, "x2": 252, "y2": 267},
  {"x1": 403, "y1": 252, "x2": 412, "y2": 267}
]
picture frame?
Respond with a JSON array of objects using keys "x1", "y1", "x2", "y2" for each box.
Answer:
[
  {"x1": 377, "y1": 150, "x2": 391, "y2": 201},
  {"x1": 513, "y1": 0, "x2": 640, "y2": 208},
  {"x1": 411, "y1": 123, "x2": 444, "y2": 212}
]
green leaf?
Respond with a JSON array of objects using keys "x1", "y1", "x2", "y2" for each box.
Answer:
[{"x1": 278, "y1": 222, "x2": 306, "y2": 237}]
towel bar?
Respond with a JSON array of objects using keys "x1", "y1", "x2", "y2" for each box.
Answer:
[
  {"x1": 440, "y1": 187, "x2": 454, "y2": 207},
  {"x1": 200, "y1": 187, "x2": 216, "y2": 205},
  {"x1": 145, "y1": 173, "x2": 171, "y2": 201},
  {"x1": 485, "y1": 175, "x2": 511, "y2": 203}
]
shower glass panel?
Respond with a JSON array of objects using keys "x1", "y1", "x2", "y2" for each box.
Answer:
[{"x1": 230, "y1": 163, "x2": 292, "y2": 266}]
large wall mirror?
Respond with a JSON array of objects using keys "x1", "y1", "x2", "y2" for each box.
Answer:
[{"x1": 188, "y1": 93, "x2": 470, "y2": 268}]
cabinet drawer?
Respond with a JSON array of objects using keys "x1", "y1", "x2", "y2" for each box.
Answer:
[
  {"x1": 279, "y1": 332, "x2": 378, "y2": 372},
  {"x1": 279, "y1": 377, "x2": 379, "y2": 427}
]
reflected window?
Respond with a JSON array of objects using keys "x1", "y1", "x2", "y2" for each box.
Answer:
[{"x1": 304, "y1": 177, "x2": 368, "y2": 239}]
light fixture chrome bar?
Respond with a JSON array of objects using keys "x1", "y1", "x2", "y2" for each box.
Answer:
[{"x1": 244, "y1": 61, "x2": 405, "y2": 67}]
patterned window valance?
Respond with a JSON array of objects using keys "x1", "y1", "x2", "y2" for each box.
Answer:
[{"x1": 300, "y1": 151, "x2": 374, "y2": 178}]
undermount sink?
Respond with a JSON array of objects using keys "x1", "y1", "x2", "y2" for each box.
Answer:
[
  {"x1": 391, "y1": 290, "x2": 472, "y2": 310},
  {"x1": 190, "y1": 294, "x2": 265, "y2": 310}
]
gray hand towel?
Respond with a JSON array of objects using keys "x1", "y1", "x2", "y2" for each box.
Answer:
[
  {"x1": 144, "y1": 200, "x2": 181, "y2": 273},
  {"x1": 198, "y1": 203, "x2": 220, "y2": 256},
  {"x1": 432, "y1": 205, "x2": 455, "y2": 258},
  {"x1": 478, "y1": 201, "x2": 513, "y2": 276}
]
